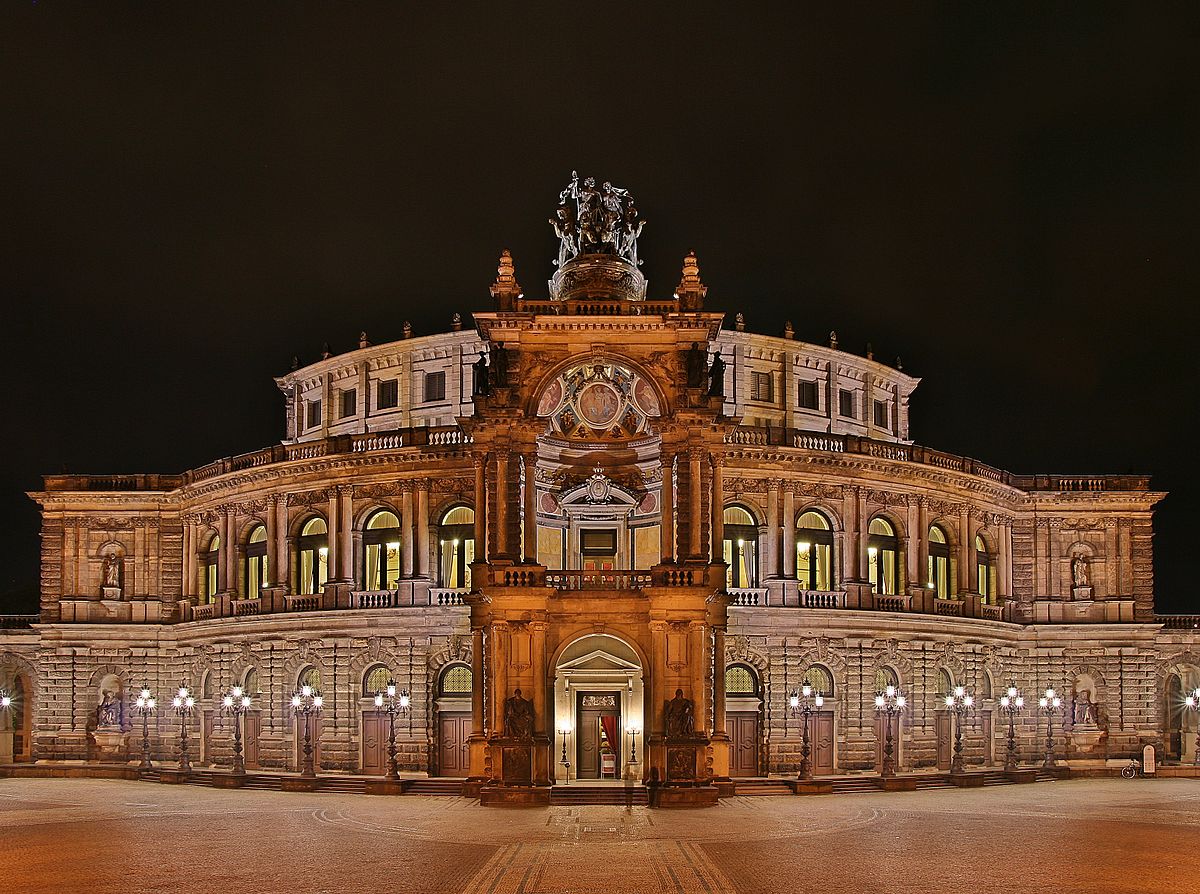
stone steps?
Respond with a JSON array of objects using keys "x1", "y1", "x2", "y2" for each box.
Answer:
[{"x1": 550, "y1": 785, "x2": 649, "y2": 806}]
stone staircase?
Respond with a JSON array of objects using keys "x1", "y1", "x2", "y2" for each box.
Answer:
[
  {"x1": 732, "y1": 778, "x2": 795, "y2": 796},
  {"x1": 550, "y1": 784, "x2": 649, "y2": 806},
  {"x1": 406, "y1": 778, "x2": 467, "y2": 796}
]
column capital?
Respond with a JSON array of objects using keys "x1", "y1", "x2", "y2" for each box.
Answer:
[{"x1": 415, "y1": 477, "x2": 431, "y2": 493}]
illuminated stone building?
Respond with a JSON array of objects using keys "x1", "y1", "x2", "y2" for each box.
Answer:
[{"x1": 2, "y1": 176, "x2": 1198, "y2": 797}]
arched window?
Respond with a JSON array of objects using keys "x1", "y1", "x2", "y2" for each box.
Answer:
[
  {"x1": 201, "y1": 670, "x2": 214, "y2": 700},
  {"x1": 299, "y1": 665, "x2": 321, "y2": 691},
  {"x1": 803, "y1": 664, "x2": 834, "y2": 698},
  {"x1": 438, "y1": 506, "x2": 475, "y2": 589},
  {"x1": 796, "y1": 510, "x2": 835, "y2": 591},
  {"x1": 202, "y1": 534, "x2": 220, "y2": 603},
  {"x1": 363, "y1": 510, "x2": 402, "y2": 590},
  {"x1": 723, "y1": 505, "x2": 758, "y2": 589},
  {"x1": 981, "y1": 671, "x2": 994, "y2": 700},
  {"x1": 298, "y1": 517, "x2": 329, "y2": 595},
  {"x1": 245, "y1": 525, "x2": 268, "y2": 599},
  {"x1": 875, "y1": 666, "x2": 899, "y2": 694},
  {"x1": 243, "y1": 667, "x2": 258, "y2": 696},
  {"x1": 363, "y1": 664, "x2": 393, "y2": 697},
  {"x1": 975, "y1": 535, "x2": 992, "y2": 602},
  {"x1": 439, "y1": 664, "x2": 473, "y2": 696},
  {"x1": 938, "y1": 668, "x2": 953, "y2": 697},
  {"x1": 928, "y1": 525, "x2": 951, "y2": 598},
  {"x1": 867, "y1": 517, "x2": 899, "y2": 595},
  {"x1": 725, "y1": 664, "x2": 759, "y2": 696}
]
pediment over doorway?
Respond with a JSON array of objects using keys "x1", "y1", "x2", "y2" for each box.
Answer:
[{"x1": 558, "y1": 649, "x2": 641, "y2": 674}]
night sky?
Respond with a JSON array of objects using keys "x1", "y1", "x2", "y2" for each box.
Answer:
[{"x1": 3, "y1": 6, "x2": 1197, "y2": 614}]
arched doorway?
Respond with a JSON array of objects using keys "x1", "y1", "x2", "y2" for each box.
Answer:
[
  {"x1": 553, "y1": 634, "x2": 644, "y2": 783},
  {"x1": 435, "y1": 663, "x2": 472, "y2": 777},
  {"x1": 1166, "y1": 674, "x2": 1184, "y2": 761},
  {"x1": 725, "y1": 664, "x2": 761, "y2": 777},
  {"x1": 801, "y1": 664, "x2": 836, "y2": 776},
  {"x1": 1, "y1": 673, "x2": 33, "y2": 762}
]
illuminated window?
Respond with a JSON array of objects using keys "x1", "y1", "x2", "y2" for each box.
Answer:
[
  {"x1": 725, "y1": 664, "x2": 758, "y2": 696},
  {"x1": 796, "y1": 510, "x2": 835, "y2": 591},
  {"x1": 424, "y1": 371, "x2": 446, "y2": 403},
  {"x1": 875, "y1": 666, "x2": 898, "y2": 693},
  {"x1": 803, "y1": 665, "x2": 834, "y2": 698},
  {"x1": 438, "y1": 506, "x2": 475, "y2": 589},
  {"x1": 440, "y1": 664, "x2": 473, "y2": 695},
  {"x1": 938, "y1": 668, "x2": 953, "y2": 697},
  {"x1": 202, "y1": 534, "x2": 220, "y2": 603},
  {"x1": 299, "y1": 665, "x2": 320, "y2": 690},
  {"x1": 975, "y1": 535, "x2": 992, "y2": 602},
  {"x1": 376, "y1": 379, "x2": 398, "y2": 410},
  {"x1": 340, "y1": 388, "x2": 357, "y2": 419},
  {"x1": 243, "y1": 668, "x2": 258, "y2": 695},
  {"x1": 867, "y1": 517, "x2": 899, "y2": 595},
  {"x1": 363, "y1": 510, "x2": 402, "y2": 590},
  {"x1": 244, "y1": 525, "x2": 268, "y2": 599},
  {"x1": 928, "y1": 525, "x2": 950, "y2": 598},
  {"x1": 298, "y1": 517, "x2": 329, "y2": 595},
  {"x1": 723, "y1": 505, "x2": 758, "y2": 589},
  {"x1": 798, "y1": 380, "x2": 819, "y2": 410},
  {"x1": 750, "y1": 371, "x2": 774, "y2": 403},
  {"x1": 364, "y1": 664, "x2": 393, "y2": 697}
]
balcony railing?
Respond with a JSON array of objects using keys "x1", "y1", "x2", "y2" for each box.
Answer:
[
  {"x1": 1159, "y1": 615, "x2": 1200, "y2": 630},
  {"x1": 547, "y1": 571, "x2": 654, "y2": 591},
  {"x1": 0, "y1": 614, "x2": 39, "y2": 629},
  {"x1": 283, "y1": 594, "x2": 321, "y2": 613}
]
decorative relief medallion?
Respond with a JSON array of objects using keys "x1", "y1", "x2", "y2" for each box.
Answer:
[{"x1": 581, "y1": 694, "x2": 617, "y2": 708}]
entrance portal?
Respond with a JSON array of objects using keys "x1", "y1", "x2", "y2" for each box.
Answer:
[{"x1": 576, "y1": 691, "x2": 621, "y2": 779}]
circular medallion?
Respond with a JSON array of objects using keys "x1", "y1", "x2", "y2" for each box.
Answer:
[
  {"x1": 576, "y1": 382, "x2": 622, "y2": 427},
  {"x1": 633, "y1": 377, "x2": 660, "y2": 416},
  {"x1": 537, "y1": 379, "x2": 564, "y2": 417}
]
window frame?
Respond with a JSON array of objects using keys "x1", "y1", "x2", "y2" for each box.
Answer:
[
  {"x1": 797, "y1": 379, "x2": 820, "y2": 410},
  {"x1": 838, "y1": 389, "x2": 856, "y2": 419},
  {"x1": 376, "y1": 378, "x2": 399, "y2": 410},
  {"x1": 424, "y1": 370, "x2": 447, "y2": 403}
]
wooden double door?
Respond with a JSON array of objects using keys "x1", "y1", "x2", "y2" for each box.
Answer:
[
  {"x1": 576, "y1": 692, "x2": 621, "y2": 779},
  {"x1": 438, "y1": 711, "x2": 471, "y2": 777}
]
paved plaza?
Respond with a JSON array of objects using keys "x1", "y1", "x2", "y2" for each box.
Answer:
[{"x1": 0, "y1": 777, "x2": 1196, "y2": 893}]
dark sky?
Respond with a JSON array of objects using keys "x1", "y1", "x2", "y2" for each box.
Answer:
[{"x1": 2, "y1": 6, "x2": 1197, "y2": 614}]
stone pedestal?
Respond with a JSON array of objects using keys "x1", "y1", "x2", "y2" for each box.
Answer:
[
  {"x1": 949, "y1": 772, "x2": 986, "y2": 787},
  {"x1": 364, "y1": 779, "x2": 408, "y2": 796},
  {"x1": 1005, "y1": 768, "x2": 1039, "y2": 783},
  {"x1": 92, "y1": 729, "x2": 127, "y2": 762},
  {"x1": 479, "y1": 738, "x2": 552, "y2": 806},
  {"x1": 876, "y1": 776, "x2": 918, "y2": 792},
  {"x1": 651, "y1": 785, "x2": 719, "y2": 808},
  {"x1": 157, "y1": 768, "x2": 190, "y2": 784},
  {"x1": 210, "y1": 772, "x2": 247, "y2": 789},
  {"x1": 1071, "y1": 586, "x2": 1094, "y2": 601},
  {"x1": 788, "y1": 779, "x2": 833, "y2": 795},
  {"x1": 1070, "y1": 725, "x2": 1106, "y2": 755}
]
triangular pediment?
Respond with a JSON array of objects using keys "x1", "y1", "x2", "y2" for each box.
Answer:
[{"x1": 558, "y1": 649, "x2": 640, "y2": 673}]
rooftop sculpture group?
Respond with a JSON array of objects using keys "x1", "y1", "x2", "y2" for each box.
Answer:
[{"x1": 550, "y1": 171, "x2": 645, "y2": 268}]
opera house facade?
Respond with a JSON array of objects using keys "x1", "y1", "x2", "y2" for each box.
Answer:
[{"x1": 2, "y1": 176, "x2": 1197, "y2": 802}]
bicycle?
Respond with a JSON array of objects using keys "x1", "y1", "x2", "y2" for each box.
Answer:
[{"x1": 1120, "y1": 758, "x2": 1141, "y2": 779}]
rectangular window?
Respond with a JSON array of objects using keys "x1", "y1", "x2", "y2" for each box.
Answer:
[
  {"x1": 750, "y1": 371, "x2": 773, "y2": 403},
  {"x1": 424, "y1": 371, "x2": 447, "y2": 402},
  {"x1": 306, "y1": 399, "x2": 322, "y2": 429},
  {"x1": 376, "y1": 378, "x2": 398, "y2": 410},
  {"x1": 838, "y1": 389, "x2": 855, "y2": 418},
  {"x1": 798, "y1": 380, "x2": 819, "y2": 410},
  {"x1": 874, "y1": 399, "x2": 889, "y2": 429},
  {"x1": 340, "y1": 388, "x2": 357, "y2": 419}
]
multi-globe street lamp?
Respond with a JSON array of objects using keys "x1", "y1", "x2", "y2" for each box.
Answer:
[
  {"x1": 1038, "y1": 687, "x2": 1063, "y2": 768},
  {"x1": 874, "y1": 685, "x2": 906, "y2": 778},
  {"x1": 171, "y1": 684, "x2": 196, "y2": 774},
  {"x1": 221, "y1": 684, "x2": 253, "y2": 775},
  {"x1": 998, "y1": 685, "x2": 1025, "y2": 771},
  {"x1": 789, "y1": 683, "x2": 825, "y2": 781},
  {"x1": 1185, "y1": 687, "x2": 1200, "y2": 766},
  {"x1": 131, "y1": 688, "x2": 157, "y2": 770},
  {"x1": 944, "y1": 686, "x2": 974, "y2": 774},
  {"x1": 372, "y1": 679, "x2": 410, "y2": 781},
  {"x1": 291, "y1": 683, "x2": 323, "y2": 778}
]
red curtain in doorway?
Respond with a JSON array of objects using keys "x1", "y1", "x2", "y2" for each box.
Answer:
[{"x1": 601, "y1": 715, "x2": 619, "y2": 756}]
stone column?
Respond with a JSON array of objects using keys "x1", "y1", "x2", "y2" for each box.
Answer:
[
  {"x1": 1104, "y1": 520, "x2": 1119, "y2": 599},
  {"x1": 531, "y1": 622, "x2": 547, "y2": 737},
  {"x1": 416, "y1": 481, "x2": 430, "y2": 579},
  {"x1": 905, "y1": 497, "x2": 920, "y2": 593},
  {"x1": 1000, "y1": 519, "x2": 1012, "y2": 598},
  {"x1": 183, "y1": 519, "x2": 197, "y2": 598},
  {"x1": 326, "y1": 490, "x2": 340, "y2": 585},
  {"x1": 710, "y1": 454, "x2": 724, "y2": 563},
  {"x1": 265, "y1": 496, "x2": 279, "y2": 587},
  {"x1": 691, "y1": 622, "x2": 708, "y2": 735},
  {"x1": 275, "y1": 496, "x2": 289, "y2": 588},
  {"x1": 843, "y1": 488, "x2": 860, "y2": 581},
  {"x1": 688, "y1": 449, "x2": 703, "y2": 559},
  {"x1": 471, "y1": 627, "x2": 485, "y2": 736},
  {"x1": 491, "y1": 623, "x2": 509, "y2": 734},
  {"x1": 495, "y1": 451, "x2": 510, "y2": 559},
  {"x1": 957, "y1": 504, "x2": 971, "y2": 595},
  {"x1": 765, "y1": 485, "x2": 780, "y2": 578},
  {"x1": 339, "y1": 486, "x2": 354, "y2": 582},
  {"x1": 712, "y1": 626, "x2": 727, "y2": 736},
  {"x1": 918, "y1": 498, "x2": 930, "y2": 588},
  {"x1": 660, "y1": 451, "x2": 675, "y2": 563},
  {"x1": 1047, "y1": 520, "x2": 1060, "y2": 598},
  {"x1": 781, "y1": 488, "x2": 795, "y2": 578},
  {"x1": 523, "y1": 452, "x2": 538, "y2": 564},
  {"x1": 221, "y1": 507, "x2": 235, "y2": 593},
  {"x1": 400, "y1": 485, "x2": 415, "y2": 578},
  {"x1": 473, "y1": 456, "x2": 487, "y2": 564}
]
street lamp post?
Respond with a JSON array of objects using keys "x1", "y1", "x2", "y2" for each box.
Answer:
[
  {"x1": 998, "y1": 685, "x2": 1025, "y2": 771},
  {"x1": 132, "y1": 688, "x2": 157, "y2": 771},
  {"x1": 171, "y1": 684, "x2": 196, "y2": 774},
  {"x1": 291, "y1": 683, "x2": 323, "y2": 778},
  {"x1": 628, "y1": 726, "x2": 641, "y2": 765},
  {"x1": 1185, "y1": 687, "x2": 1200, "y2": 767},
  {"x1": 558, "y1": 726, "x2": 571, "y2": 784},
  {"x1": 874, "y1": 685, "x2": 907, "y2": 778},
  {"x1": 221, "y1": 685, "x2": 253, "y2": 775},
  {"x1": 789, "y1": 684, "x2": 825, "y2": 781},
  {"x1": 1038, "y1": 687, "x2": 1063, "y2": 768},
  {"x1": 944, "y1": 686, "x2": 974, "y2": 774},
  {"x1": 372, "y1": 679, "x2": 410, "y2": 781}
]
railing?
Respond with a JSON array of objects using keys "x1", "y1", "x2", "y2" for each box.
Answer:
[
  {"x1": 231, "y1": 599, "x2": 261, "y2": 617},
  {"x1": 1159, "y1": 615, "x2": 1200, "y2": 630},
  {"x1": 875, "y1": 594, "x2": 907, "y2": 613},
  {"x1": 547, "y1": 571, "x2": 654, "y2": 591},
  {"x1": 661, "y1": 567, "x2": 700, "y2": 586},
  {"x1": 432, "y1": 588, "x2": 469, "y2": 606},
  {"x1": 351, "y1": 432, "x2": 403, "y2": 452},
  {"x1": 0, "y1": 614, "x2": 39, "y2": 629},
  {"x1": 230, "y1": 447, "x2": 276, "y2": 471},
  {"x1": 980, "y1": 603, "x2": 1005, "y2": 621},
  {"x1": 729, "y1": 588, "x2": 766, "y2": 606},
  {"x1": 283, "y1": 594, "x2": 321, "y2": 613},
  {"x1": 725, "y1": 427, "x2": 768, "y2": 446},
  {"x1": 794, "y1": 433, "x2": 846, "y2": 452},
  {"x1": 797, "y1": 589, "x2": 846, "y2": 609},
  {"x1": 192, "y1": 603, "x2": 216, "y2": 621},
  {"x1": 933, "y1": 597, "x2": 964, "y2": 617},
  {"x1": 498, "y1": 568, "x2": 546, "y2": 587},
  {"x1": 427, "y1": 427, "x2": 473, "y2": 447},
  {"x1": 351, "y1": 589, "x2": 400, "y2": 609}
]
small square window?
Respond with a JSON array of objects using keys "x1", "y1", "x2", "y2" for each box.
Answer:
[
  {"x1": 340, "y1": 389, "x2": 357, "y2": 419},
  {"x1": 306, "y1": 400, "x2": 322, "y2": 429},
  {"x1": 874, "y1": 399, "x2": 889, "y2": 429},
  {"x1": 838, "y1": 389, "x2": 856, "y2": 419},
  {"x1": 798, "y1": 380, "x2": 819, "y2": 410},
  {"x1": 424, "y1": 371, "x2": 446, "y2": 403},
  {"x1": 376, "y1": 379, "x2": 398, "y2": 410},
  {"x1": 750, "y1": 371, "x2": 774, "y2": 403}
]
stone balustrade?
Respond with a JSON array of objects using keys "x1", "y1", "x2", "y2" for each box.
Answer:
[
  {"x1": 546, "y1": 571, "x2": 654, "y2": 591},
  {"x1": 0, "y1": 614, "x2": 39, "y2": 630}
]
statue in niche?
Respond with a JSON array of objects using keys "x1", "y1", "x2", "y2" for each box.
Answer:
[
  {"x1": 686, "y1": 342, "x2": 707, "y2": 388},
  {"x1": 664, "y1": 688, "x2": 695, "y2": 738},
  {"x1": 707, "y1": 351, "x2": 726, "y2": 398},
  {"x1": 97, "y1": 690, "x2": 121, "y2": 729},
  {"x1": 1072, "y1": 689, "x2": 1099, "y2": 726},
  {"x1": 472, "y1": 352, "x2": 490, "y2": 397},
  {"x1": 1072, "y1": 554, "x2": 1090, "y2": 588},
  {"x1": 492, "y1": 342, "x2": 509, "y2": 388},
  {"x1": 502, "y1": 688, "x2": 533, "y2": 740},
  {"x1": 102, "y1": 554, "x2": 122, "y2": 590}
]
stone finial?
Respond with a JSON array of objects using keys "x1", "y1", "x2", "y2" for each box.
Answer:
[
  {"x1": 490, "y1": 249, "x2": 523, "y2": 311},
  {"x1": 290, "y1": 355, "x2": 299, "y2": 371},
  {"x1": 359, "y1": 331, "x2": 369, "y2": 349},
  {"x1": 402, "y1": 321, "x2": 413, "y2": 339},
  {"x1": 735, "y1": 312, "x2": 746, "y2": 332},
  {"x1": 321, "y1": 342, "x2": 332, "y2": 360},
  {"x1": 829, "y1": 330, "x2": 838, "y2": 350},
  {"x1": 866, "y1": 342, "x2": 874, "y2": 361},
  {"x1": 675, "y1": 250, "x2": 708, "y2": 311},
  {"x1": 895, "y1": 355, "x2": 903, "y2": 371},
  {"x1": 783, "y1": 321, "x2": 795, "y2": 340},
  {"x1": 450, "y1": 312, "x2": 463, "y2": 332}
]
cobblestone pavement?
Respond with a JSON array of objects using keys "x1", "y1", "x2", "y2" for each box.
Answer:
[{"x1": 0, "y1": 778, "x2": 1197, "y2": 893}]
